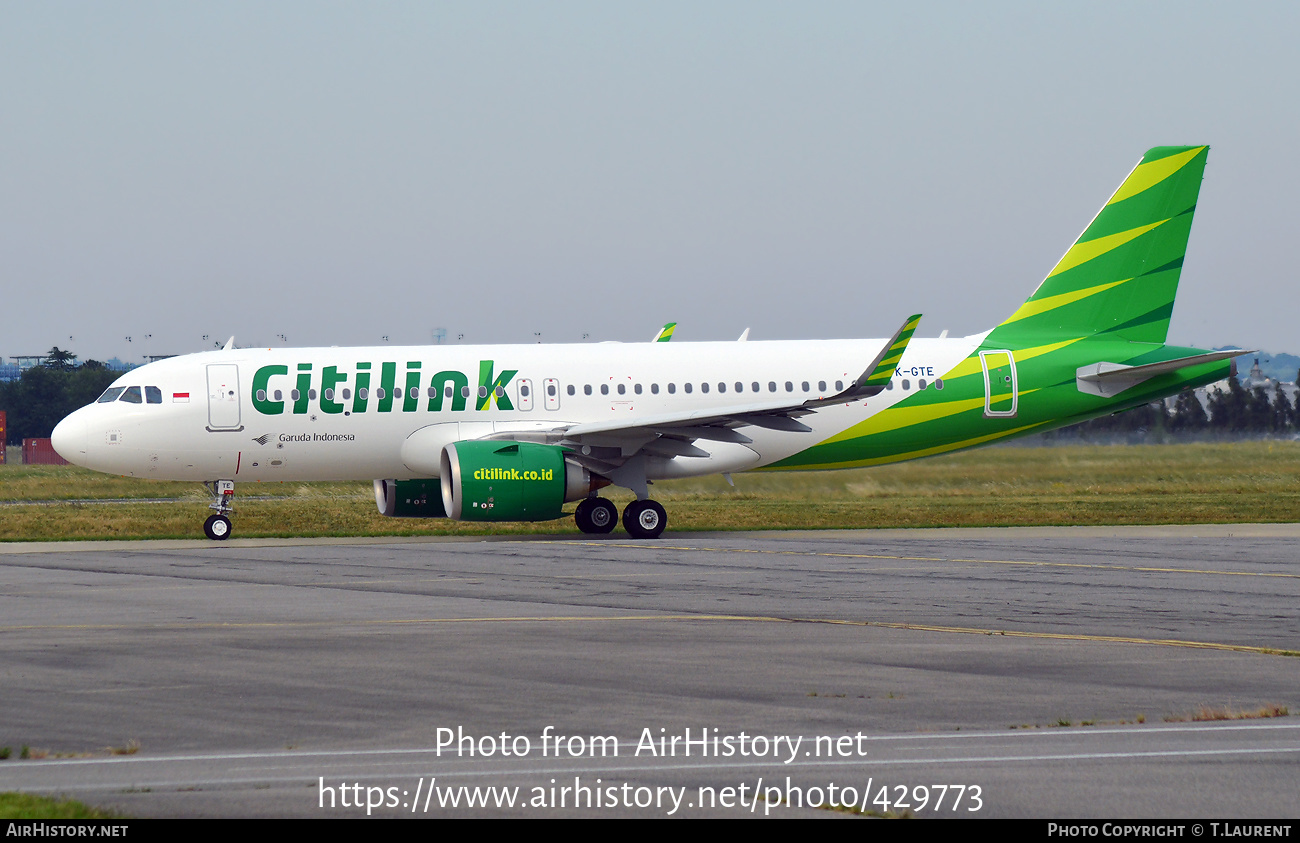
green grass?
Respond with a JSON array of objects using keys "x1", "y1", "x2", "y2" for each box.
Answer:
[
  {"x1": 2, "y1": 441, "x2": 1297, "y2": 541},
  {"x1": 0, "y1": 792, "x2": 125, "y2": 819}
]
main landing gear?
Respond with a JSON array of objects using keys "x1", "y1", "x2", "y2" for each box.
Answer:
[
  {"x1": 622, "y1": 499, "x2": 666, "y2": 540},
  {"x1": 574, "y1": 497, "x2": 618, "y2": 534},
  {"x1": 203, "y1": 480, "x2": 235, "y2": 541},
  {"x1": 574, "y1": 496, "x2": 667, "y2": 539}
]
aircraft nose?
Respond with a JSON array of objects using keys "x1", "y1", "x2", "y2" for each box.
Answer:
[{"x1": 51, "y1": 411, "x2": 88, "y2": 463}]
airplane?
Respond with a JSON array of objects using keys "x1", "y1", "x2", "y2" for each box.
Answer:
[{"x1": 52, "y1": 146, "x2": 1245, "y2": 541}]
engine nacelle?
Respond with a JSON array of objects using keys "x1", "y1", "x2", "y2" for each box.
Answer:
[
  {"x1": 374, "y1": 478, "x2": 448, "y2": 518},
  {"x1": 439, "y1": 441, "x2": 605, "y2": 521}
]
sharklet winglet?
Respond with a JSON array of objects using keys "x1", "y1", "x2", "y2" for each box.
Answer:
[{"x1": 805, "y1": 314, "x2": 922, "y2": 407}]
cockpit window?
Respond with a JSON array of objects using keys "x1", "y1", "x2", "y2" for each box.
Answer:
[
  {"x1": 119, "y1": 386, "x2": 143, "y2": 404},
  {"x1": 145, "y1": 386, "x2": 162, "y2": 404},
  {"x1": 97, "y1": 387, "x2": 126, "y2": 403}
]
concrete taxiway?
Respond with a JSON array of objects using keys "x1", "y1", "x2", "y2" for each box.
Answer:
[{"x1": 1, "y1": 525, "x2": 1297, "y2": 817}]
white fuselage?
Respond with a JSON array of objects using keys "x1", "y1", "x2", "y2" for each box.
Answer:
[{"x1": 52, "y1": 335, "x2": 982, "y2": 484}]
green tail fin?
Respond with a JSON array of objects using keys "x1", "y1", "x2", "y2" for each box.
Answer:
[{"x1": 990, "y1": 146, "x2": 1208, "y2": 344}]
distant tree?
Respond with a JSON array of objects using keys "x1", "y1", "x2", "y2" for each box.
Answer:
[
  {"x1": 0, "y1": 364, "x2": 118, "y2": 443},
  {"x1": 1274, "y1": 385, "x2": 1295, "y2": 433},
  {"x1": 1248, "y1": 386, "x2": 1273, "y2": 433},
  {"x1": 1208, "y1": 377, "x2": 1249, "y2": 432},
  {"x1": 43, "y1": 347, "x2": 78, "y2": 371},
  {"x1": 1169, "y1": 389, "x2": 1208, "y2": 432},
  {"x1": 1205, "y1": 388, "x2": 1226, "y2": 431}
]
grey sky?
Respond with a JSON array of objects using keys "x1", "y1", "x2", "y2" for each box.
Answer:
[{"x1": 2, "y1": 2, "x2": 1295, "y2": 363}]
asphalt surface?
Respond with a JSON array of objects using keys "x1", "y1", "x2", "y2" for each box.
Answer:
[{"x1": 1, "y1": 524, "x2": 1297, "y2": 818}]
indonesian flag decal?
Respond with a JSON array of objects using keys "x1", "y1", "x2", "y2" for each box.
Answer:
[{"x1": 173, "y1": 392, "x2": 190, "y2": 403}]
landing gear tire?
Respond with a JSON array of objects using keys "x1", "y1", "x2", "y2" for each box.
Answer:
[
  {"x1": 575, "y1": 497, "x2": 618, "y2": 534},
  {"x1": 622, "y1": 499, "x2": 666, "y2": 539},
  {"x1": 204, "y1": 514, "x2": 232, "y2": 541}
]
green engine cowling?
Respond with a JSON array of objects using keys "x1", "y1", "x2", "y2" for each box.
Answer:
[
  {"x1": 374, "y1": 478, "x2": 449, "y2": 518},
  {"x1": 440, "y1": 441, "x2": 603, "y2": 521}
]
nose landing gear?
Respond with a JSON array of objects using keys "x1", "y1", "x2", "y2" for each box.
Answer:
[{"x1": 203, "y1": 480, "x2": 235, "y2": 540}]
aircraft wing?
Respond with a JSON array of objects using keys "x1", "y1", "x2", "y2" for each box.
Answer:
[{"x1": 484, "y1": 314, "x2": 923, "y2": 472}]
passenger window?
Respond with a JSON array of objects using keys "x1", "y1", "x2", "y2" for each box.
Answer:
[
  {"x1": 651, "y1": 383, "x2": 659, "y2": 394},
  {"x1": 634, "y1": 384, "x2": 642, "y2": 395},
  {"x1": 547, "y1": 384, "x2": 556, "y2": 397},
  {"x1": 885, "y1": 382, "x2": 893, "y2": 391},
  {"x1": 601, "y1": 384, "x2": 609, "y2": 395},
  {"x1": 97, "y1": 387, "x2": 126, "y2": 403},
  {"x1": 801, "y1": 381, "x2": 809, "y2": 392},
  {"x1": 257, "y1": 389, "x2": 267, "y2": 402},
  {"x1": 751, "y1": 382, "x2": 759, "y2": 392},
  {"x1": 460, "y1": 386, "x2": 470, "y2": 398},
  {"x1": 325, "y1": 388, "x2": 335, "y2": 401},
  {"x1": 701, "y1": 383, "x2": 709, "y2": 393},
  {"x1": 934, "y1": 379, "x2": 944, "y2": 390},
  {"x1": 769, "y1": 382, "x2": 776, "y2": 392},
  {"x1": 685, "y1": 383, "x2": 693, "y2": 394},
  {"x1": 901, "y1": 379, "x2": 910, "y2": 390},
  {"x1": 919, "y1": 379, "x2": 928, "y2": 390},
  {"x1": 146, "y1": 386, "x2": 162, "y2": 404},
  {"x1": 342, "y1": 388, "x2": 351, "y2": 400},
  {"x1": 818, "y1": 381, "x2": 826, "y2": 392},
  {"x1": 375, "y1": 388, "x2": 385, "y2": 400},
  {"x1": 735, "y1": 382, "x2": 743, "y2": 393},
  {"x1": 520, "y1": 384, "x2": 530, "y2": 397},
  {"x1": 358, "y1": 388, "x2": 368, "y2": 400},
  {"x1": 584, "y1": 384, "x2": 592, "y2": 395},
  {"x1": 292, "y1": 389, "x2": 301, "y2": 401},
  {"x1": 617, "y1": 384, "x2": 625, "y2": 395},
  {"x1": 785, "y1": 381, "x2": 793, "y2": 392},
  {"x1": 567, "y1": 385, "x2": 575, "y2": 396},
  {"x1": 668, "y1": 383, "x2": 676, "y2": 394},
  {"x1": 309, "y1": 389, "x2": 318, "y2": 400},
  {"x1": 119, "y1": 386, "x2": 142, "y2": 404},
  {"x1": 836, "y1": 380, "x2": 843, "y2": 391}
]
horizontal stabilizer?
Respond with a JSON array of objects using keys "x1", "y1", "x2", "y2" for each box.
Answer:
[{"x1": 1076, "y1": 349, "x2": 1249, "y2": 398}]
